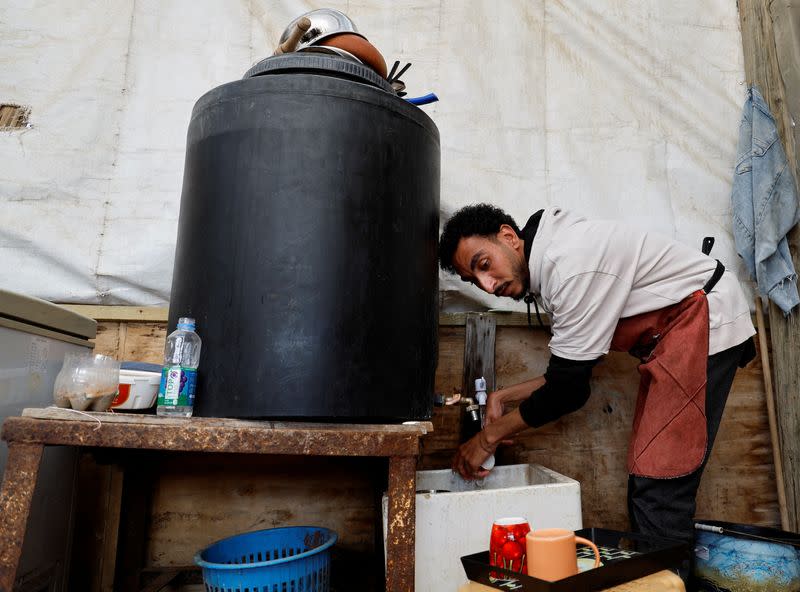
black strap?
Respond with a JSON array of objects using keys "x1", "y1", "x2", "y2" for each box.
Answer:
[
  {"x1": 703, "y1": 260, "x2": 725, "y2": 294},
  {"x1": 701, "y1": 236, "x2": 723, "y2": 294},
  {"x1": 524, "y1": 293, "x2": 550, "y2": 333}
]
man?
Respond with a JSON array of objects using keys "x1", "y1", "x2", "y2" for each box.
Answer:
[{"x1": 439, "y1": 204, "x2": 756, "y2": 546}]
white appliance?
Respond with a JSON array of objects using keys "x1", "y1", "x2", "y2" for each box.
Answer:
[{"x1": 0, "y1": 289, "x2": 96, "y2": 592}]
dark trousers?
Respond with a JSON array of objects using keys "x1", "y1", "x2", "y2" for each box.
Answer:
[{"x1": 627, "y1": 339, "x2": 751, "y2": 545}]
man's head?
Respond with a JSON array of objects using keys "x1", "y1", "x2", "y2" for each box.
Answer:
[{"x1": 438, "y1": 204, "x2": 529, "y2": 300}]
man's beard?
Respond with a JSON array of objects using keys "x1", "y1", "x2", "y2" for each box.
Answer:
[{"x1": 509, "y1": 257, "x2": 531, "y2": 301}]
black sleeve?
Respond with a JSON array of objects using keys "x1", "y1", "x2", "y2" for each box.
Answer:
[{"x1": 517, "y1": 354, "x2": 600, "y2": 428}]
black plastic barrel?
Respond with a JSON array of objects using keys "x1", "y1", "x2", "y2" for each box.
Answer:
[{"x1": 169, "y1": 55, "x2": 440, "y2": 421}]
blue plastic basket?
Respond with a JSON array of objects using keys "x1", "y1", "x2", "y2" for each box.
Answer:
[{"x1": 194, "y1": 526, "x2": 337, "y2": 592}]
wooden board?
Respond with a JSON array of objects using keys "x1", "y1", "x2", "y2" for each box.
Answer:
[
  {"x1": 738, "y1": 0, "x2": 800, "y2": 531},
  {"x1": 463, "y1": 312, "x2": 497, "y2": 398},
  {"x1": 93, "y1": 321, "x2": 166, "y2": 364},
  {"x1": 58, "y1": 305, "x2": 169, "y2": 322}
]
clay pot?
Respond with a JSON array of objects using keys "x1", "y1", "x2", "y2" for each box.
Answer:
[{"x1": 319, "y1": 33, "x2": 388, "y2": 78}]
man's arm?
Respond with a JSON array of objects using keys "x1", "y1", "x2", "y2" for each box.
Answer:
[
  {"x1": 485, "y1": 376, "x2": 546, "y2": 424},
  {"x1": 452, "y1": 354, "x2": 600, "y2": 479},
  {"x1": 517, "y1": 354, "x2": 599, "y2": 427}
]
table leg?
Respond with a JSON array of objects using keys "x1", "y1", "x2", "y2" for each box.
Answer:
[
  {"x1": 0, "y1": 442, "x2": 44, "y2": 592},
  {"x1": 386, "y1": 455, "x2": 417, "y2": 592}
]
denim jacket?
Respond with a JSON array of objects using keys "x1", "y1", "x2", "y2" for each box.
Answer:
[{"x1": 732, "y1": 86, "x2": 800, "y2": 314}]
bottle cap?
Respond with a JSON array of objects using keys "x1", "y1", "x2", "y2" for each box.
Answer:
[
  {"x1": 481, "y1": 454, "x2": 496, "y2": 471},
  {"x1": 177, "y1": 317, "x2": 196, "y2": 330}
]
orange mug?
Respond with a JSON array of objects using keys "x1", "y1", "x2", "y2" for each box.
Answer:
[
  {"x1": 489, "y1": 517, "x2": 531, "y2": 574},
  {"x1": 525, "y1": 528, "x2": 601, "y2": 581}
]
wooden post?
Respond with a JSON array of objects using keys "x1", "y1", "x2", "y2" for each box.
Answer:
[
  {"x1": 756, "y1": 297, "x2": 790, "y2": 529},
  {"x1": 739, "y1": 0, "x2": 800, "y2": 530},
  {"x1": 385, "y1": 455, "x2": 417, "y2": 592},
  {"x1": 462, "y1": 313, "x2": 497, "y2": 398}
]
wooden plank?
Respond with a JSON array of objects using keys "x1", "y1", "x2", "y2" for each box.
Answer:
[
  {"x1": 434, "y1": 326, "x2": 465, "y2": 399},
  {"x1": 739, "y1": 0, "x2": 800, "y2": 531},
  {"x1": 765, "y1": 303, "x2": 800, "y2": 531},
  {"x1": 114, "y1": 455, "x2": 155, "y2": 592},
  {"x1": 18, "y1": 407, "x2": 430, "y2": 434},
  {"x1": 3, "y1": 412, "x2": 428, "y2": 457},
  {"x1": 756, "y1": 296, "x2": 789, "y2": 529},
  {"x1": 440, "y1": 311, "x2": 551, "y2": 327},
  {"x1": 98, "y1": 464, "x2": 124, "y2": 592},
  {"x1": 462, "y1": 313, "x2": 497, "y2": 399},
  {"x1": 766, "y1": 0, "x2": 800, "y2": 532},
  {"x1": 92, "y1": 321, "x2": 165, "y2": 364},
  {"x1": 57, "y1": 305, "x2": 169, "y2": 322},
  {"x1": 119, "y1": 323, "x2": 166, "y2": 364},
  {"x1": 93, "y1": 322, "x2": 122, "y2": 359},
  {"x1": 418, "y1": 405, "x2": 461, "y2": 470}
]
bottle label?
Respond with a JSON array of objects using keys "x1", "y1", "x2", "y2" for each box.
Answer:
[{"x1": 157, "y1": 366, "x2": 197, "y2": 407}]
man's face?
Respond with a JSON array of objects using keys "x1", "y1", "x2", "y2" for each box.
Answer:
[{"x1": 451, "y1": 225, "x2": 529, "y2": 300}]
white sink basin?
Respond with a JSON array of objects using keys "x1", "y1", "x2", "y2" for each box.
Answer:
[{"x1": 382, "y1": 463, "x2": 582, "y2": 592}]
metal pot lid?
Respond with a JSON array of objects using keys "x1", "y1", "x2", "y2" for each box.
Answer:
[
  {"x1": 279, "y1": 8, "x2": 366, "y2": 51},
  {"x1": 243, "y1": 54, "x2": 395, "y2": 93}
]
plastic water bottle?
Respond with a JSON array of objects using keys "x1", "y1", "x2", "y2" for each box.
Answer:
[{"x1": 157, "y1": 317, "x2": 202, "y2": 417}]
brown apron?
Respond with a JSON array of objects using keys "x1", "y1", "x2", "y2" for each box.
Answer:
[{"x1": 610, "y1": 290, "x2": 710, "y2": 478}]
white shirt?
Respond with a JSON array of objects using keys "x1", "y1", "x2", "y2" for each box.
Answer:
[{"x1": 528, "y1": 208, "x2": 756, "y2": 360}]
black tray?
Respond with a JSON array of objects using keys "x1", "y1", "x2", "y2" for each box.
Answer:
[{"x1": 461, "y1": 528, "x2": 689, "y2": 591}]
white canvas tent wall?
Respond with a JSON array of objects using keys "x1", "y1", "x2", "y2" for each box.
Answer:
[{"x1": 0, "y1": 0, "x2": 751, "y2": 310}]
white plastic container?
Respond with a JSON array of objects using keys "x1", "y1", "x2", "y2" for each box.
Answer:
[
  {"x1": 111, "y1": 368, "x2": 161, "y2": 409},
  {"x1": 381, "y1": 463, "x2": 582, "y2": 592}
]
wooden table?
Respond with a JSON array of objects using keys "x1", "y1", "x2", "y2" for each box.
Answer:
[{"x1": 0, "y1": 408, "x2": 431, "y2": 592}]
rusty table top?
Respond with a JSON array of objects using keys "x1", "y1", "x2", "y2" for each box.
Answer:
[{"x1": 2, "y1": 408, "x2": 432, "y2": 457}]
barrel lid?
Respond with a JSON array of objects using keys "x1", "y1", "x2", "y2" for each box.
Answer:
[
  {"x1": 244, "y1": 54, "x2": 395, "y2": 93},
  {"x1": 0, "y1": 289, "x2": 96, "y2": 339}
]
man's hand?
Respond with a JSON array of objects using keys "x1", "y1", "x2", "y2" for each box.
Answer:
[
  {"x1": 485, "y1": 389, "x2": 507, "y2": 425},
  {"x1": 451, "y1": 407, "x2": 532, "y2": 480},
  {"x1": 486, "y1": 389, "x2": 515, "y2": 446},
  {"x1": 452, "y1": 431, "x2": 496, "y2": 480}
]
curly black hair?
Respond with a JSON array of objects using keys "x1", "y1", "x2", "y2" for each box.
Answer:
[{"x1": 438, "y1": 204, "x2": 521, "y2": 273}]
